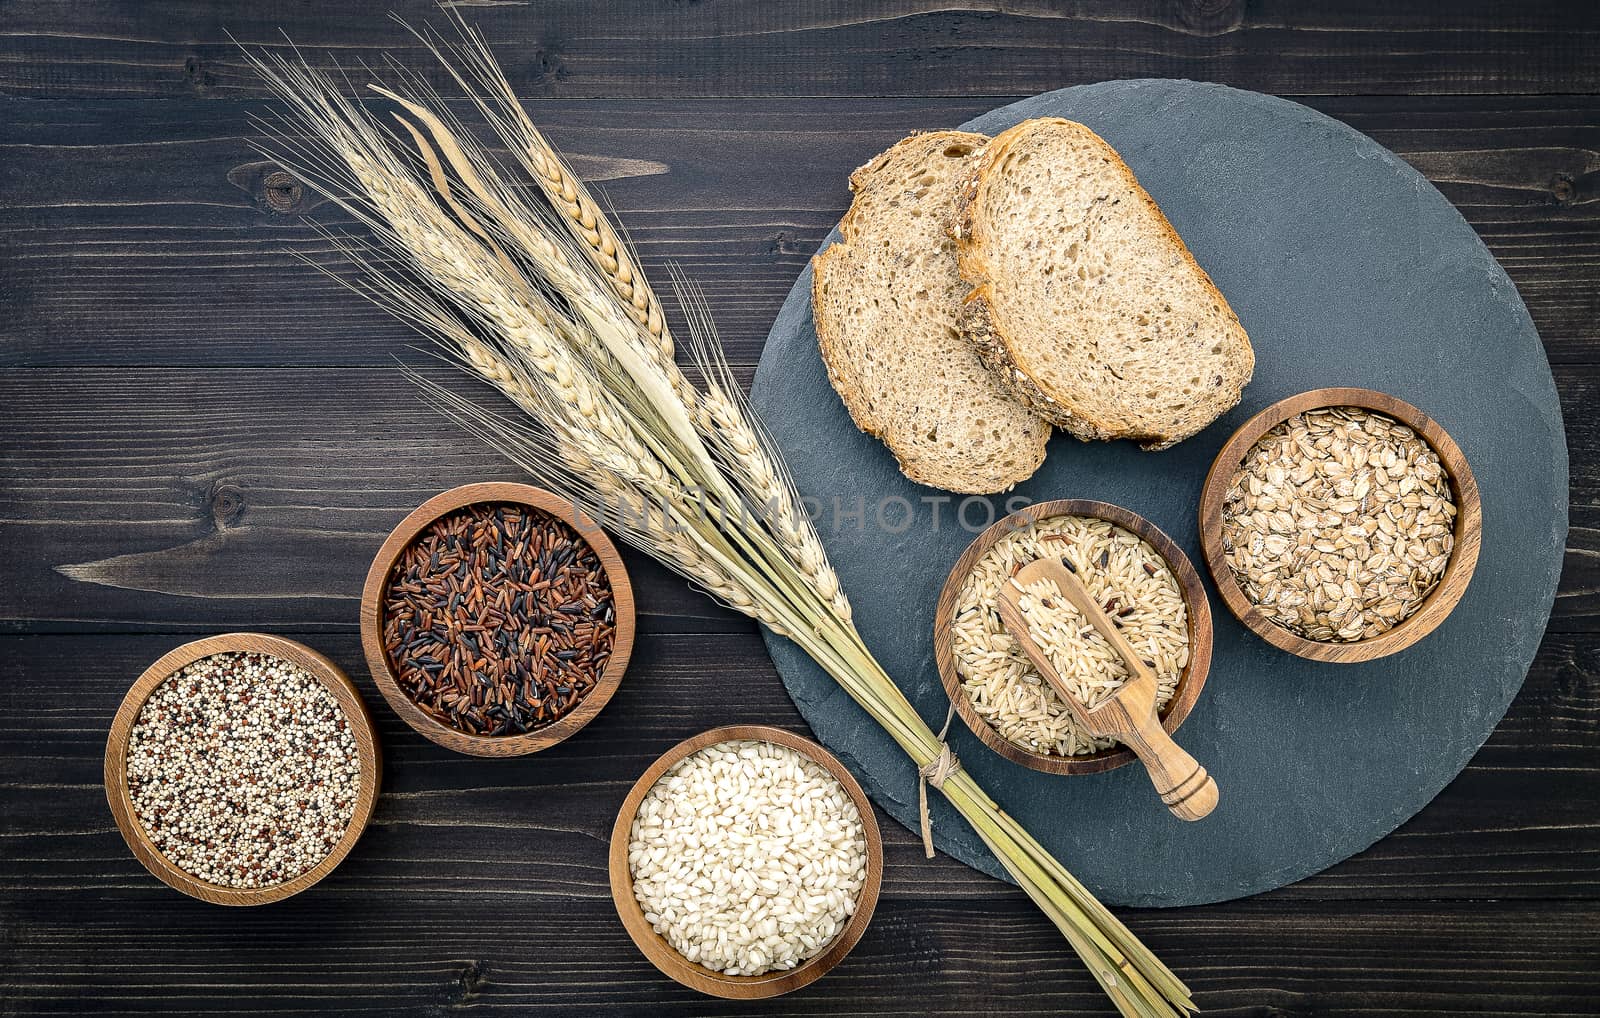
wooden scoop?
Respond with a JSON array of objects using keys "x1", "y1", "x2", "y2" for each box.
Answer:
[{"x1": 996, "y1": 557, "x2": 1219, "y2": 821}]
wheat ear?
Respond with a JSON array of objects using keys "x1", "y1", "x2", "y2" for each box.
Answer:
[
  {"x1": 249, "y1": 43, "x2": 769, "y2": 620},
  {"x1": 416, "y1": 375, "x2": 785, "y2": 634},
  {"x1": 398, "y1": 20, "x2": 678, "y2": 377},
  {"x1": 259, "y1": 72, "x2": 677, "y2": 506},
  {"x1": 698, "y1": 386, "x2": 851, "y2": 624}
]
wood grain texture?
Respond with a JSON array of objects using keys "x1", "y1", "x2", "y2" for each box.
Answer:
[
  {"x1": 103, "y1": 632, "x2": 381, "y2": 905},
  {"x1": 2, "y1": 3, "x2": 1596, "y2": 1011},
  {"x1": 608, "y1": 725, "x2": 883, "y2": 999},
  {"x1": 1198, "y1": 388, "x2": 1482, "y2": 663},
  {"x1": 6, "y1": 632, "x2": 1598, "y2": 905},
  {"x1": 1, "y1": 96, "x2": 1598, "y2": 370},
  {"x1": 0, "y1": 365, "x2": 1590, "y2": 638},
  {"x1": 358, "y1": 483, "x2": 636, "y2": 757},
  {"x1": 4, "y1": 631, "x2": 1599, "y2": 1012},
  {"x1": 0, "y1": 365, "x2": 742, "y2": 635},
  {"x1": 933, "y1": 499, "x2": 1214, "y2": 775},
  {"x1": 3, "y1": 893, "x2": 1595, "y2": 1016},
  {"x1": 2, "y1": 0, "x2": 1598, "y2": 99}
]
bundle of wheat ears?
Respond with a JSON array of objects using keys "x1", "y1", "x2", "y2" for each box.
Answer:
[{"x1": 246, "y1": 20, "x2": 1194, "y2": 1017}]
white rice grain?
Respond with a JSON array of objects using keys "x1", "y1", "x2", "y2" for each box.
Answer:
[{"x1": 627, "y1": 739, "x2": 867, "y2": 976}]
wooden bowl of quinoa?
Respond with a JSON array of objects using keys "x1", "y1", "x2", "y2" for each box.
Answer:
[
  {"x1": 104, "y1": 633, "x2": 380, "y2": 906},
  {"x1": 934, "y1": 500, "x2": 1214, "y2": 776}
]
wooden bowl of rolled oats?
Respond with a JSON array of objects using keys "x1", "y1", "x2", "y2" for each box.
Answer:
[{"x1": 1199, "y1": 387, "x2": 1481, "y2": 663}]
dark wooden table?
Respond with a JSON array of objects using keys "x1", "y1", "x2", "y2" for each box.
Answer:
[{"x1": 3, "y1": 3, "x2": 1597, "y2": 1015}]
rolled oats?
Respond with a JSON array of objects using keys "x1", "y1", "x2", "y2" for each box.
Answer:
[{"x1": 1220, "y1": 407, "x2": 1457, "y2": 643}]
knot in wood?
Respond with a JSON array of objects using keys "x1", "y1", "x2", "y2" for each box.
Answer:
[
  {"x1": 768, "y1": 230, "x2": 799, "y2": 256},
  {"x1": 1558, "y1": 641, "x2": 1600, "y2": 700},
  {"x1": 262, "y1": 170, "x2": 305, "y2": 214},
  {"x1": 227, "y1": 161, "x2": 316, "y2": 216},
  {"x1": 1551, "y1": 171, "x2": 1576, "y2": 204},
  {"x1": 456, "y1": 960, "x2": 489, "y2": 1002},
  {"x1": 528, "y1": 45, "x2": 569, "y2": 87},
  {"x1": 1173, "y1": 0, "x2": 1245, "y2": 35},
  {"x1": 210, "y1": 483, "x2": 246, "y2": 525},
  {"x1": 183, "y1": 54, "x2": 215, "y2": 94}
]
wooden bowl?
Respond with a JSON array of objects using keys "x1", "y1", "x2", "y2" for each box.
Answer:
[
  {"x1": 609, "y1": 725, "x2": 883, "y2": 999},
  {"x1": 934, "y1": 499, "x2": 1214, "y2": 775},
  {"x1": 1198, "y1": 387, "x2": 1482, "y2": 663},
  {"x1": 104, "y1": 633, "x2": 381, "y2": 906},
  {"x1": 360, "y1": 482, "x2": 635, "y2": 757}
]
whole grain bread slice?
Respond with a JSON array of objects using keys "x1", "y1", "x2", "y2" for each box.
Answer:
[
  {"x1": 954, "y1": 117, "x2": 1254, "y2": 450},
  {"x1": 811, "y1": 130, "x2": 1051, "y2": 493}
]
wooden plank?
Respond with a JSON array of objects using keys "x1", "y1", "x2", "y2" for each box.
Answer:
[
  {"x1": 2, "y1": 8, "x2": 1594, "y2": 1015},
  {"x1": 2, "y1": 96, "x2": 1596, "y2": 369},
  {"x1": 0, "y1": 366, "x2": 735, "y2": 634},
  {"x1": 2, "y1": 895, "x2": 1596, "y2": 1015},
  {"x1": 0, "y1": 366, "x2": 1590, "y2": 634},
  {"x1": 2, "y1": 0, "x2": 1597, "y2": 99},
  {"x1": 3, "y1": 626, "x2": 1596, "y2": 906},
  {"x1": 2, "y1": 630, "x2": 1597, "y2": 1012}
]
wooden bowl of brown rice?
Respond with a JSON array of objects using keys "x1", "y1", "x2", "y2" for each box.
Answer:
[{"x1": 934, "y1": 500, "x2": 1214, "y2": 776}]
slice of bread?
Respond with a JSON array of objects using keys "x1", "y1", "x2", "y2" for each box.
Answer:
[
  {"x1": 811, "y1": 131, "x2": 1051, "y2": 494},
  {"x1": 954, "y1": 118, "x2": 1254, "y2": 450}
]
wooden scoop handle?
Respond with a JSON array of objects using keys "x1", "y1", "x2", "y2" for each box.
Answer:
[
  {"x1": 1105, "y1": 696, "x2": 1220, "y2": 821},
  {"x1": 1005, "y1": 558, "x2": 1219, "y2": 821}
]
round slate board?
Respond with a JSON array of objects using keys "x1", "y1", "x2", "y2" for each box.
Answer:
[{"x1": 747, "y1": 80, "x2": 1569, "y2": 907}]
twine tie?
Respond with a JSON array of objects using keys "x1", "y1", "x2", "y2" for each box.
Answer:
[{"x1": 917, "y1": 701, "x2": 962, "y2": 859}]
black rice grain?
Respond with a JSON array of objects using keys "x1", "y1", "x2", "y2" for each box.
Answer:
[{"x1": 381, "y1": 502, "x2": 615, "y2": 736}]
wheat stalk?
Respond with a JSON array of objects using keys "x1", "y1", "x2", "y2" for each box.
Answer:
[
  {"x1": 670, "y1": 266, "x2": 851, "y2": 625},
  {"x1": 245, "y1": 29, "x2": 1194, "y2": 1018}
]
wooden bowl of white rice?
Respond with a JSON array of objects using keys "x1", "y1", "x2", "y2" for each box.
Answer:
[
  {"x1": 934, "y1": 500, "x2": 1214, "y2": 775},
  {"x1": 609, "y1": 725, "x2": 882, "y2": 998}
]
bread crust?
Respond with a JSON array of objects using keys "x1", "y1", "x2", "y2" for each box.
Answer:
[
  {"x1": 953, "y1": 117, "x2": 1253, "y2": 450},
  {"x1": 810, "y1": 134, "x2": 933, "y2": 445},
  {"x1": 811, "y1": 130, "x2": 1049, "y2": 493}
]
